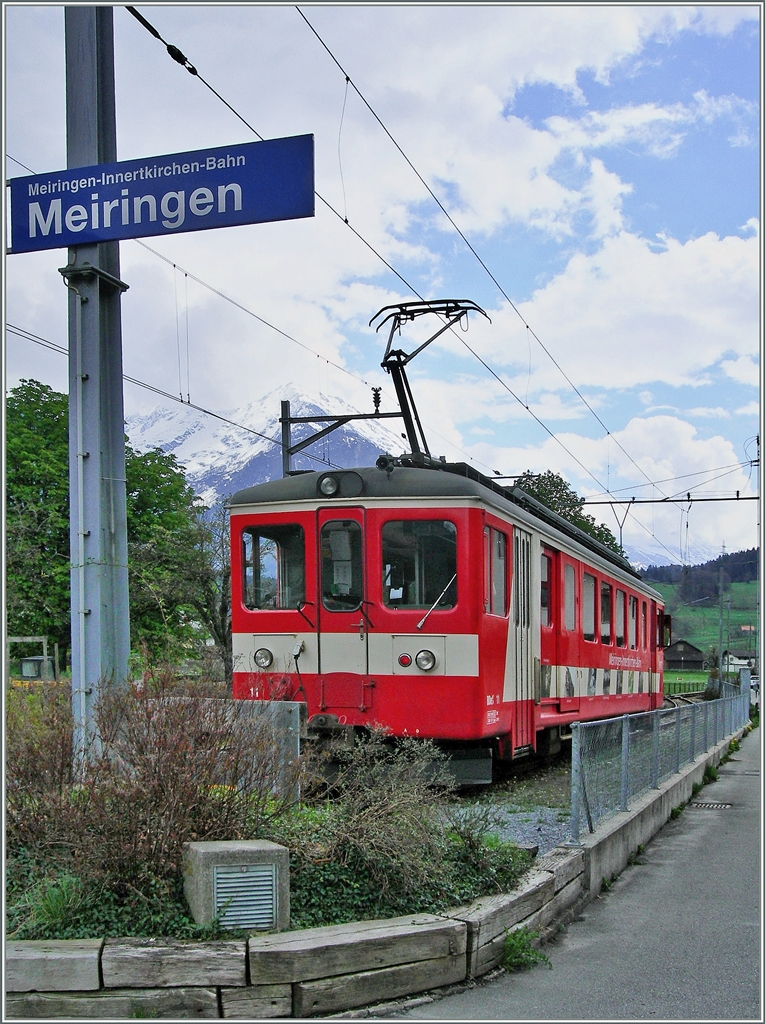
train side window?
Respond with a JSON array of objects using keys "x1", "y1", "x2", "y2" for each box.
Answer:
[
  {"x1": 615, "y1": 589, "x2": 626, "y2": 647},
  {"x1": 564, "y1": 564, "x2": 575, "y2": 631},
  {"x1": 601, "y1": 582, "x2": 612, "y2": 644},
  {"x1": 491, "y1": 529, "x2": 508, "y2": 616},
  {"x1": 541, "y1": 554, "x2": 552, "y2": 627},
  {"x1": 641, "y1": 601, "x2": 647, "y2": 649},
  {"x1": 582, "y1": 573, "x2": 596, "y2": 641},
  {"x1": 242, "y1": 524, "x2": 305, "y2": 610},
  {"x1": 629, "y1": 595, "x2": 638, "y2": 649},
  {"x1": 382, "y1": 519, "x2": 457, "y2": 610},
  {"x1": 321, "y1": 520, "x2": 363, "y2": 611}
]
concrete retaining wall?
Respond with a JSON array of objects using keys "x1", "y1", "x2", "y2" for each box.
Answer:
[{"x1": 5, "y1": 729, "x2": 744, "y2": 1019}]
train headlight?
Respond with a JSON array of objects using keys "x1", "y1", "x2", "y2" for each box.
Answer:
[
  {"x1": 318, "y1": 474, "x2": 340, "y2": 497},
  {"x1": 254, "y1": 647, "x2": 273, "y2": 669},
  {"x1": 415, "y1": 649, "x2": 437, "y2": 671},
  {"x1": 398, "y1": 653, "x2": 413, "y2": 667}
]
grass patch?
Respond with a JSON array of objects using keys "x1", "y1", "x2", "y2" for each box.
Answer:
[
  {"x1": 703, "y1": 765, "x2": 718, "y2": 785},
  {"x1": 502, "y1": 927, "x2": 551, "y2": 971},
  {"x1": 670, "y1": 804, "x2": 684, "y2": 820}
]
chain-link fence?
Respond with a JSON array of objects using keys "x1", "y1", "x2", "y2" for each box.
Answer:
[{"x1": 570, "y1": 685, "x2": 751, "y2": 842}]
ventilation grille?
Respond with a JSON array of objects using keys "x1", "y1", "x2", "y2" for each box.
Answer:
[{"x1": 213, "y1": 863, "x2": 277, "y2": 930}]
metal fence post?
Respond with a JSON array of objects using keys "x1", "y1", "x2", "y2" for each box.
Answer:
[
  {"x1": 704, "y1": 700, "x2": 709, "y2": 752},
  {"x1": 690, "y1": 702, "x2": 697, "y2": 761},
  {"x1": 674, "y1": 706, "x2": 681, "y2": 774},
  {"x1": 620, "y1": 714, "x2": 630, "y2": 811},
  {"x1": 651, "y1": 709, "x2": 660, "y2": 789},
  {"x1": 571, "y1": 722, "x2": 581, "y2": 843},
  {"x1": 713, "y1": 700, "x2": 718, "y2": 746}
]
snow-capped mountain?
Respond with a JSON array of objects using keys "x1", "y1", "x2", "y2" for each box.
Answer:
[
  {"x1": 125, "y1": 386, "x2": 703, "y2": 569},
  {"x1": 125, "y1": 384, "x2": 406, "y2": 506}
]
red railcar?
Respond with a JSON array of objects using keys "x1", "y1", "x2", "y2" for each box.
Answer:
[{"x1": 229, "y1": 461, "x2": 668, "y2": 780}]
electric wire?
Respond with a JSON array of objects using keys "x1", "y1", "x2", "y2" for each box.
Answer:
[
  {"x1": 121, "y1": 6, "x2": 623, "y2": 487},
  {"x1": 131, "y1": 238, "x2": 495, "y2": 471},
  {"x1": 294, "y1": 5, "x2": 683, "y2": 506},
  {"x1": 6, "y1": 321, "x2": 712, "y2": 564},
  {"x1": 6, "y1": 154, "x2": 35, "y2": 174},
  {"x1": 5, "y1": 322, "x2": 346, "y2": 469},
  {"x1": 8, "y1": 12, "x2": 732, "y2": 556},
  {"x1": 118, "y1": 11, "x2": 625, "y2": 503},
  {"x1": 586, "y1": 461, "x2": 754, "y2": 497},
  {"x1": 6, "y1": 139, "x2": 489, "y2": 473}
]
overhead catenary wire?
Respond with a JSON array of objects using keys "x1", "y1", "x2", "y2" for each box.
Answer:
[
  {"x1": 293, "y1": 5, "x2": 680, "y2": 508},
  {"x1": 122, "y1": 6, "x2": 624, "y2": 488},
  {"x1": 120, "y1": 9, "x2": 625, "y2": 505},
  {"x1": 9, "y1": 12, "x2": 727, "y2": 559},
  {"x1": 5, "y1": 141, "x2": 495, "y2": 475},
  {"x1": 6, "y1": 321, "x2": 709, "y2": 564}
]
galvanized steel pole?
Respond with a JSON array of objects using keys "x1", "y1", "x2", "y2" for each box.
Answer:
[
  {"x1": 570, "y1": 722, "x2": 581, "y2": 844},
  {"x1": 63, "y1": 6, "x2": 130, "y2": 767},
  {"x1": 620, "y1": 714, "x2": 630, "y2": 811}
]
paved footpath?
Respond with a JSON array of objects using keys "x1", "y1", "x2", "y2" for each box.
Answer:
[{"x1": 396, "y1": 727, "x2": 761, "y2": 1021}]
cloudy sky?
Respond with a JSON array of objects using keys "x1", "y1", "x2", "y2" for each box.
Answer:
[{"x1": 4, "y1": 4, "x2": 761, "y2": 564}]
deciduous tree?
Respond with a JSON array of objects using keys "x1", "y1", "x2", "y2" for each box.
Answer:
[
  {"x1": 514, "y1": 469, "x2": 622, "y2": 554},
  {"x1": 6, "y1": 380, "x2": 232, "y2": 680}
]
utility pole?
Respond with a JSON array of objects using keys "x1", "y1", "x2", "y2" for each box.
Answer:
[
  {"x1": 718, "y1": 542, "x2": 726, "y2": 692},
  {"x1": 60, "y1": 7, "x2": 130, "y2": 767}
]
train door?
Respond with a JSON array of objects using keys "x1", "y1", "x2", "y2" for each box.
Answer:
[
  {"x1": 540, "y1": 547, "x2": 558, "y2": 696},
  {"x1": 512, "y1": 527, "x2": 533, "y2": 749},
  {"x1": 316, "y1": 508, "x2": 372, "y2": 710}
]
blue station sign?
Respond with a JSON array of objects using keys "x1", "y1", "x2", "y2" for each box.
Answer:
[{"x1": 8, "y1": 135, "x2": 314, "y2": 253}]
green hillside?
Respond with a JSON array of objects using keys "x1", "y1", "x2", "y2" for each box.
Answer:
[{"x1": 649, "y1": 579, "x2": 759, "y2": 658}]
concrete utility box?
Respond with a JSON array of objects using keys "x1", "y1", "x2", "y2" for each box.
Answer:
[{"x1": 183, "y1": 841, "x2": 290, "y2": 932}]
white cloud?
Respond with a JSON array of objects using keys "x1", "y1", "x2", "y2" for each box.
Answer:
[
  {"x1": 462, "y1": 413, "x2": 759, "y2": 559},
  {"x1": 4, "y1": 5, "x2": 758, "y2": 562},
  {"x1": 721, "y1": 354, "x2": 760, "y2": 386},
  {"x1": 686, "y1": 407, "x2": 731, "y2": 419},
  {"x1": 472, "y1": 227, "x2": 759, "y2": 392},
  {"x1": 544, "y1": 89, "x2": 756, "y2": 161},
  {"x1": 735, "y1": 401, "x2": 760, "y2": 417}
]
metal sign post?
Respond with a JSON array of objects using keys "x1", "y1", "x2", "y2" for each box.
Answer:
[{"x1": 62, "y1": 6, "x2": 130, "y2": 767}]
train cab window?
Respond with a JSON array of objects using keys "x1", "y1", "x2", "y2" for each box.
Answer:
[
  {"x1": 382, "y1": 520, "x2": 457, "y2": 609},
  {"x1": 540, "y1": 554, "x2": 552, "y2": 626},
  {"x1": 629, "y1": 595, "x2": 638, "y2": 649},
  {"x1": 321, "y1": 520, "x2": 363, "y2": 611},
  {"x1": 564, "y1": 564, "x2": 576, "y2": 631},
  {"x1": 600, "y1": 582, "x2": 612, "y2": 644},
  {"x1": 489, "y1": 528, "x2": 508, "y2": 616},
  {"x1": 242, "y1": 525, "x2": 305, "y2": 610},
  {"x1": 615, "y1": 589, "x2": 626, "y2": 647},
  {"x1": 582, "y1": 573, "x2": 596, "y2": 641}
]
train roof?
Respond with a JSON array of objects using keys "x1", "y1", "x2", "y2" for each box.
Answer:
[{"x1": 230, "y1": 461, "x2": 643, "y2": 581}]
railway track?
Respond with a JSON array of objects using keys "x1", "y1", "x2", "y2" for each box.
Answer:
[{"x1": 663, "y1": 692, "x2": 706, "y2": 707}]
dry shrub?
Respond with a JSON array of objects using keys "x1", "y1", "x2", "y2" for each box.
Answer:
[
  {"x1": 6, "y1": 679, "x2": 74, "y2": 852},
  {"x1": 293, "y1": 729, "x2": 455, "y2": 897},
  {"x1": 7, "y1": 671, "x2": 304, "y2": 897}
]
